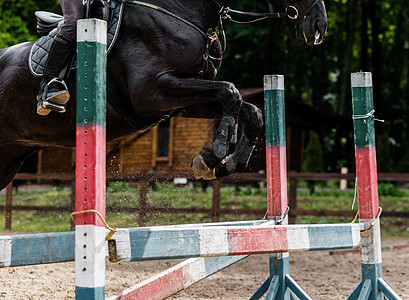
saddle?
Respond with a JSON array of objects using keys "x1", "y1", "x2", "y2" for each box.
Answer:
[{"x1": 29, "y1": 0, "x2": 124, "y2": 78}]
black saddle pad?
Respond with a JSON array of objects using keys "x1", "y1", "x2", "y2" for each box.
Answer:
[{"x1": 29, "y1": 1, "x2": 123, "y2": 77}]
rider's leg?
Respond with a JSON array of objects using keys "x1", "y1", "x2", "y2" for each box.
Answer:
[
  {"x1": 37, "y1": 33, "x2": 75, "y2": 115},
  {"x1": 37, "y1": 0, "x2": 83, "y2": 116},
  {"x1": 60, "y1": 0, "x2": 84, "y2": 40}
]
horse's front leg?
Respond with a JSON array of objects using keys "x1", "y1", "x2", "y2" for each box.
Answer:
[
  {"x1": 191, "y1": 110, "x2": 239, "y2": 180},
  {"x1": 186, "y1": 101, "x2": 263, "y2": 179},
  {"x1": 155, "y1": 75, "x2": 259, "y2": 179},
  {"x1": 214, "y1": 101, "x2": 264, "y2": 178}
]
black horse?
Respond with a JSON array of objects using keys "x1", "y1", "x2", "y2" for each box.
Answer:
[{"x1": 0, "y1": 0, "x2": 327, "y2": 190}]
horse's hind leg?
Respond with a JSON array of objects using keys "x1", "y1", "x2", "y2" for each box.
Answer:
[{"x1": 0, "y1": 145, "x2": 42, "y2": 191}]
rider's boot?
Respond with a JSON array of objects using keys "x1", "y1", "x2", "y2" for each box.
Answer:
[{"x1": 37, "y1": 34, "x2": 74, "y2": 116}]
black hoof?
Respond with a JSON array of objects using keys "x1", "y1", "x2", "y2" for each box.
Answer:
[
  {"x1": 215, "y1": 163, "x2": 230, "y2": 178},
  {"x1": 199, "y1": 146, "x2": 221, "y2": 170}
]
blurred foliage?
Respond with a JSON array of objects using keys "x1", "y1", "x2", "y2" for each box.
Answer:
[
  {"x1": 1, "y1": 0, "x2": 409, "y2": 171},
  {"x1": 303, "y1": 130, "x2": 325, "y2": 173},
  {"x1": 0, "y1": 0, "x2": 60, "y2": 48},
  {"x1": 217, "y1": 0, "x2": 409, "y2": 173}
]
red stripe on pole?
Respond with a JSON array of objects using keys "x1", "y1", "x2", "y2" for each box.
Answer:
[
  {"x1": 266, "y1": 145, "x2": 287, "y2": 218},
  {"x1": 228, "y1": 226, "x2": 288, "y2": 254},
  {"x1": 76, "y1": 125, "x2": 106, "y2": 227},
  {"x1": 355, "y1": 147, "x2": 379, "y2": 219},
  {"x1": 117, "y1": 267, "x2": 184, "y2": 300}
]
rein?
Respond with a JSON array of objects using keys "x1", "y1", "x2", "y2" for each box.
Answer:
[
  {"x1": 119, "y1": 0, "x2": 320, "y2": 76},
  {"x1": 213, "y1": 0, "x2": 321, "y2": 25}
]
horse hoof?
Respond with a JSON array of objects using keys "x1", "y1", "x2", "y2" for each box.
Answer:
[
  {"x1": 192, "y1": 154, "x2": 215, "y2": 180},
  {"x1": 202, "y1": 169, "x2": 216, "y2": 180}
]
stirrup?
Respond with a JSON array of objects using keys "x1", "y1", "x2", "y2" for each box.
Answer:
[
  {"x1": 37, "y1": 99, "x2": 66, "y2": 116},
  {"x1": 43, "y1": 78, "x2": 70, "y2": 105}
]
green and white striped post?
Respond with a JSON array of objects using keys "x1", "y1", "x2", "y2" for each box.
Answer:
[
  {"x1": 75, "y1": 19, "x2": 107, "y2": 300},
  {"x1": 250, "y1": 75, "x2": 310, "y2": 300},
  {"x1": 263, "y1": 75, "x2": 290, "y2": 299},
  {"x1": 349, "y1": 72, "x2": 401, "y2": 300}
]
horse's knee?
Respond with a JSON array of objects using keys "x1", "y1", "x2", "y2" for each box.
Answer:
[
  {"x1": 241, "y1": 103, "x2": 263, "y2": 144},
  {"x1": 221, "y1": 82, "x2": 242, "y2": 116}
]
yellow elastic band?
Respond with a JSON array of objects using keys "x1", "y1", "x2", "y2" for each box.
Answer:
[
  {"x1": 351, "y1": 207, "x2": 383, "y2": 232},
  {"x1": 70, "y1": 209, "x2": 117, "y2": 241}
]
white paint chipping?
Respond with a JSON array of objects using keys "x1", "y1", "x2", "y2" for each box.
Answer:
[
  {"x1": 77, "y1": 19, "x2": 107, "y2": 45},
  {"x1": 199, "y1": 228, "x2": 229, "y2": 256},
  {"x1": 360, "y1": 219, "x2": 382, "y2": 265},
  {"x1": 264, "y1": 75, "x2": 284, "y2": 91},
  {"x1": 183, "y1": 258, "x2": 207, "y2": 287},
  {"x1": 75, "y1": 225, "x2": 106, "y2": 288},
  {"x1": 351, "y1": 72, "x2": 372, "y2": 87},
  {"x1": 0, "y1": 236, "x2": 12, "y2": 267},
  {"x1": 109, "y1": 228, "x2": 131, "y2": 262},
  {"x1": 287, "y1": 226, "x2": 310, "y2": 251}
]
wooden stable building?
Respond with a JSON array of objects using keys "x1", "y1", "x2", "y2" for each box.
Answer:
[
  {"x1": 20, "y1": 88, "x2": 350, "y2": 176},
  {"x1": 29, "y1": 115, "x2": 214, "y2": 175}
]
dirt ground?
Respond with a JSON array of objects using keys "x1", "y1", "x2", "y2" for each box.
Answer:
[{"x1": 0, "y1": 237, "x2": 407, "y2": 300}]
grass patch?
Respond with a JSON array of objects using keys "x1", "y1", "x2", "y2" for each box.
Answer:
[{"x1": 0, "y1": 182, "x2": 408, "y2": 237}]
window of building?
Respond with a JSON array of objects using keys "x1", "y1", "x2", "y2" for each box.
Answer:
[
  {"x1": 157, "y1": 119, "x2": 170, "y2": 158},
  {"x1": 152, "y1": 119, "x2": 173, "y2": 167}
]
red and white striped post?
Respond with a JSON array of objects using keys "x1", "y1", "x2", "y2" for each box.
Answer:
[
  {"x1": 250, "y1": 75, "x2": 310, "y2": 299},
  {"x1": 75, "y1": 19, "x2": 107, "y2": 299},
  {"x1": 349, "y1": 72, "x2": 401, "y2": 300}
]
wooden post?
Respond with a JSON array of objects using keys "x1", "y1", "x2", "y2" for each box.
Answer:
[
  {"x1": 264, "y1": 75, "x2": 287, "y2": 220},
  {"x1": 139, "y1": 179, "x2": 147, "y2": 227},
  {"x1": 212, "y1": 180, "x2": 221, "y2": 222},
  {"x1": 70, "y1": 178, "x2": 76, "y2": 231},
  {"x1": 350, "y1": 72, "x2": 400, "y2": 299},
  {"x1": 252, "y1": 75, "x2": 310, "y2": 299},
  {"x1": 75, "y1": 19, "x2": 107, "y2": 300},
  {"x1": 263, "y1": 75, "x2": 290, "y2": 299},
  {"x1": 288, "y1": 177, "x2": 297, "y2": 224},
  {"x1": 5, "y1": 182, "x2": 13, "y2": 230}
]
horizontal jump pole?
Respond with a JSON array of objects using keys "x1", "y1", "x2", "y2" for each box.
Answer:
[
  {"x1": 109, "y1": 223, "x2": 362, "y2": 262},
  {"x1": 0, "y1": 232, "x2": 74, "y2": 267},
  {"x1": 107, "y1": 220, "x2": 275, "y2": 299},
  {"x1": 107, "y1": 255, "x2": 248, "y2": 300},
  {"x1": 0, "y1": 220, "x2": 268, "y2": 268},
  {"x1": 0, "y1": 222, "x2": 362, "y2": 268},
  {"x1": 137, "y1": 219, "x2": 270, "y2": 229}
]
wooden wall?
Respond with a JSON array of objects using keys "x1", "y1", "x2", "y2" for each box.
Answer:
[
  {"x1": 37, "y1": 116, "x2": 215, "y2": 174},
  {"x1": 172, "y1": 116, "x2": 214, "y2": 171},
  {"x1": 38, "y1": 148, "x2": 74, "y2": 174}
]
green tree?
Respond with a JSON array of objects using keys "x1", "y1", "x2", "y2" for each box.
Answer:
[
  {"x1": 0, "y1": 0, "x2": 60, "y2": 48},
  {"x1": 2, "y1": 0, "x2": 409, "y2": 172},
  {"x1": 303, "y1": 130, "x2": 325, "y2": 194},
  {"x1": 303, "y1": 130, "x2": 325, "y2": 173}
]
